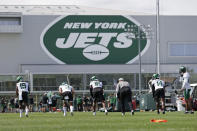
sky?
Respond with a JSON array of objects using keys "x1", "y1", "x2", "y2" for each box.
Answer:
[{"x1": 1, "y1": 0, "x2": 197, "y2": 15}]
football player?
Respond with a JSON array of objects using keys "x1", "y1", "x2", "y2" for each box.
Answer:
[
  {"x1": 179, "y1": 66, "x2": 194, "y2": 114},
  {"x1": 59, "y1": 82, "x2": 75, "y2": 116},
  {"x1": 16, "y1": 76, "x2": 30, "y2": 118},
  {"x1": 151, "y1": 74, "x2": 166, "y2": 114},
  {"x1": 89, "y1": 76, "x2": 108, "y2": 116},
  {"x1": 116, "y1": 78, "x2": 134, "y2": 116}
]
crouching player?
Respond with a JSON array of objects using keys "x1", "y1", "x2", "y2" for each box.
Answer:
[
  {"x1": 116, "y1": 78, "x2": 134, "y2": 116},
  {"x1": 89, "y1": 76, "x2": 108, "y2": 116},
  {"x1": 16, "y1": 76, "x2": 30, "y2": 118},
  {"x1": 151, "y1": 74, "x2": 166, "y2": 114},
  {"x1": 59, "y1": 82, "x2": 75, "y2": 116}
]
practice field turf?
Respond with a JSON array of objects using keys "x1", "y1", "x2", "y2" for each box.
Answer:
[{"x1": 0, "y1": 112, "x2": 196, "y2": 131}]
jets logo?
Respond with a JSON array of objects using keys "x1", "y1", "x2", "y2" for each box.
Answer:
[{"x1": 40, "y1": 15, "x2": 150, "y2": 64}]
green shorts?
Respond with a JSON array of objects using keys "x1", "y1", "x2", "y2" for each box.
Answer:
[{"x1": 184, "y1": 89, "x2": 191, "y2": 100}]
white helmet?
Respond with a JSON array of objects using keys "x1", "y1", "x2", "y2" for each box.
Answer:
[{"x1": 118, "y1": 78, "x2": 124, "y2": 81}]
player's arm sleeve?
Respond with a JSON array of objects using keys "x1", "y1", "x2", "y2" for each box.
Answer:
[
  {"x1": 152, "y1": 84, "x2": 155, "y2": 97},
  {"x1": 16, "y1": 86, "x2": 18, "y2": 97},
  {"x1": 28, "y1": 84, "x2": 30, "y2": 94},
  {"x1": 90, "y1": 85, "x2": 93, "y2": 97},
  {"x1": 116, "y1": 84, "x2": 119, "y2": 93},
  {"x1": 116, "y1": 84, "x2": 120, "y2": 99},
  {"x1": 148, "y1": 80, "x2": 152, "y2": 93}
]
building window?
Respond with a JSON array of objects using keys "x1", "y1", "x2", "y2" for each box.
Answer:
[
  {"x1": 0, "y1": 13, "x2": 23, "y2": 33},
  {"x1": 169, "y1": 42, "x2": 197, "y2": 56},
  {"x1": 0, "y1": 17, "x2": 21, "y2": 25}
]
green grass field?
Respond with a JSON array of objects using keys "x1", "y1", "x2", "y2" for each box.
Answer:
[{"x1": 0, "y1": 111, "x2": 196, "y2": 131}]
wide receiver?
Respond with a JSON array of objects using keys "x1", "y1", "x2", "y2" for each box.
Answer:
[
  {"x1": 89, "y1": 76, "x2": 108, "y2": 116},
  {"x1": 59, "y1": 82, "x2": 75, "y2": 116},
  {"x1": 151, "y1": 73, "x2": 166, "y2": 114},
  {"x1": 16, "y1": 76, "x2": 30, "y2": 118}
]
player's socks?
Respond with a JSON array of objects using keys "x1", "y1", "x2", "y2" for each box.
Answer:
[
  {"x1": 122, "y1": 112, "x2": 125, "y2": 116},
  {"x1": 105, "y1": 109, "x2": 108, "y2": 115},
  {"x1": 70, "y1": 106, "x2": 74, "y2": 112},
  {"x1": 25, "y1": 107, "x2": 29, "y2": 117},
  {"x1": 93, "y1": 112, "x2": 96, "y2": 116},
  {"x1": 63, "y1": 107, "x2": 67, "y2": 116},
  {"x1": 184, "y1": 111, "x2": 189, "y2": 114},
  {"x1": 19, "y1": 109, "x2": 22, "y2": 118},
  {"x1": 70, "y1": 106, "x2": 74, "y2": 116},
  {"x1": 190, "y1": 111, "x2": 194, "y2": 114},
  {"x1": 131, "y1": 110, "x2": 134, "y2": 115}
]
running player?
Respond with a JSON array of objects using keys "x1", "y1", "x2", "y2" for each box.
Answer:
[
  {"x1": 89, "y1": 76, "x2": 108, "y2": 116},
  {"x1": 116, "y1": 78, "x2": 134, "y2": 116},
  {"x1": 16, "y1": 76, "x2": 30, "y2": 118},
  {"x1": 59, "y1": 82, "x2": 75, "y2": 116},
  {"x1": 179, "y1": 66, "x2": 194, "y2": 114},
  {"x1": 151, "y1": 73, "x2": 166, "y2": 114}
]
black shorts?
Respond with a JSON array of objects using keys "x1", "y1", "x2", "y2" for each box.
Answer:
[
  {"x1": 52, "y1": 101, "x2": 57, "y2": 107},
  {"x1": 19, "y1": 92, "x2": 29, "y2": 105},
  {"x1": 62, "y1": 92, "x2": 73, "y2": 102},
  {"x1": 119, "y1": 86, "x2": 132, "y2": 102},
  {"x1": 92, "y1": 87, "x2": 105, "y2": 102},
  {"x1": 15, "y1": 103, "x2": 19, "y2": 108},
  {"x1": 29, "y1": 99, "x2": 34, "y2": 105},
  {"x1": 154, "y1": 88, "x2": 165, "y2": 100}
]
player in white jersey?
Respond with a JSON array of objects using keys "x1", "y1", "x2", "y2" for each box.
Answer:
[
  {"x1": 59, "y1": 82, "x2": 75, "y2": 116},
  {"x1": 89, "y1": 76, "x2": 108, "y2": 116},
  {"x1": 16, "y1": 76, "x2": 30, "y2": 118},
  {"x1": 179, "y1": 66, "x2": 194, "y2": 114},
  {"x1": 151, "y1": 74, "x2": 166, "y2": 114},
  {"x1": 116, "y1": 78, "x2": 134, "y2": 116}
]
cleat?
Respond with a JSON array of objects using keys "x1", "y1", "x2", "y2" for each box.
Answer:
[
  {"x1": 122, "y1": 112, "x2": 125, "y2": 116},
  {"x1": 157, "y1": 111, "x2": 160, "y2": 114},
  {"x1": 190, "y1": 111, "x2": 194, "y2": 114},
  {"x1": 105, "y1": 112, "x2": 108, "y2": 115},
  {"x1": 131, "y1": 111, "x2": 134, "y2": 115},
  {"x1": 71, "y1": 112, "x2": 74, "y2": 116},
  {"x1": 163, "y1": 111, "x2": 165, "y2": 114},
  {"x1": 25, "y1": 114, "x2": 28, "y2": 117},
  {"x1": 184, "y1": 111, "x2": 189, "y2": 114}
]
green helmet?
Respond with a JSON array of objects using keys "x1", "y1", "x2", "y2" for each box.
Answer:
[
  {"x1": 61, "y1": 81, "x2": 67, "y2": 85},
  {"x1": 179, "y1": 66, "x2": 186, "y2": 73},
  {"x1": 16, "y1": 76, "x2": 23, "y2": 82},
  {"x1": 90, "y1": 76, "x2": 97, "y2": 81},
  {"x1": 152, "y1": 73, "x2": 160, "y2": 79}
]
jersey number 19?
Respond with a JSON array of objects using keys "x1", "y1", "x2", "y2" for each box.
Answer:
[{"x1": 20, "y1": 83, "x2": 27, "y2": 89}]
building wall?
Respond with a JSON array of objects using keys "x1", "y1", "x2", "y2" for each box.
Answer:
[{"x1": 0, "y1": 15, "x2": 197, "y2": 74}]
